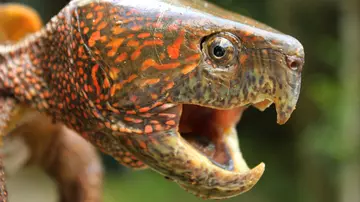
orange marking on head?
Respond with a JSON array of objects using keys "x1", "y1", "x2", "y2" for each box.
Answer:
[
  {"x1": 150, "y1": 120, "x2": 160, "y2": 124},
  {"x1": 151, "y1": 93, "x2": 158, "y2": 100},
  {"x1": 100, "y1": 36, "x2": 107, "y2": 42},
  {"x1": 159, "y1": 113, "x2": 176, "y2": 118},
  {"x1": 141, "y1": 59, "x2": 156, "y2": 71},
  {"x1": 110, "y1": 84, "x2": 119, "y2": 96},
  {"x1": 181, "y1": 63, "x2": 197, "y2": 74},
  {"x1": 112, "y1": 26, "x2": 125, "y2": 35},
  {"x1": 131, "y1": 25, "x2": 142, "y2": 31},
  {"x1": 124, "y1": 117, "x2": 134, "y2": 122},
  {"x1": 110, "y1": 74, "x2": 137, "y2": 96},
  {"x1": 107, "y1": 49, "x2": 117, "y2": 57},
  {"x1": 126, "y1": 110, "x2": 137, "y2": 115},
  {"x1": 160, "y1": 53, "x2": 166, "y2": 60},
  {"x1": 77, "y1": 61, "x2": 84, "y2": 66},
  {"x1": 79, "y1": 67, "x2": 84, "y2": 75},
  {"x1": 130, "y1": 96, "x2": 138, "y2": 103},
  {"x1": 131, "y1": 51, "x2": 141, "y2": 61},
  {"x1": 91, "y1": 64, "x2": 101, "y2": 95},
  {"x1": 86, "y1": 13, "x2": 93, "y2": 19},
  {"x1": 71, "y1": 93, "x2": 77, "y2": 100},
  {"x1": 130, "y1": 39, "x2": 165, "y2": 59},
  {"x1": 240, "y1": 55, "x2": 248, "y2": 64},
  {"x1": 139, "y1": 107, "x2": 150, "y2": 113},
  {"x1": 154, "y1": 124, "x2": 163, "y2": 131},
  {"x1": 110, "y1": 7, "x2": 117, "y2": 14},
  {"x1": 109, "y1": 67, "x2": 120, "y2": 80},
  {"x1": 124, "y1": 117, "x2": 143, "y2": 124},
  {"x1": 133, "y1": 129, "x2": 143, "y2": 134},
  {"x1": 139, "y1": 141, "x2": 147, "y2": 150},
  {"x1": 105, "y1": 122, "x2": 111, "y2": 129},
  {"x1": 127, "y1": 34, "x2": 135, "y2": 39},
  {"x1": 94, "y1": 5, "x2": 104, "y2": 11},
  {"x1": 141, "y1": 78, "x2": 160, "y2": 87},
  {"x1": 153, "y1": 22, "x2": 163, "y2": 29},
  {"x1": 106, "y1": 103, "x2": 120, "y2": 114},
  {"x1": 141, "y1": 59, "x2": 180, "y2": 71},
  {"x1": 83, "y1": 27, "x2": 90, "y2": 34},
  {"x1": 103, "y1": 77, "x2": 110, "y2": 88},
  {"x1": 167, "y1": 31, "x2": 184, "y2": 59},
  {"x1": 88, "y1": 31, "x2": 101, "y2": 47},
  {"x1": 166, "y1": 120, "x2": 176, "y2": 126},
  {"x1": 151, "y1": 102, "x2": 163, "y2": 108},
  {"x1": 243, "y1": 31, "x2": 253, "y2": 37},
  {"x1": 127, "y1": 39, "x2": 140, "y2": 47},
  {"x1": 154, "y1": 33, "x2": 163, "y2": 38},
  {"x1": 144, "y1": 125, "x2": 153, "y2": 134},
  {"x1": 97, "y1": 21, "x2": 108, "y2": 30},
  {"x1": 127, "y1": 74, "x2": 138, "y2": 82},
  {"x1": 115, "y1": 52, "x2": 128, "y2": 63},
  {"x1": 189, "y1": 43, "x2": 198, "y2": 51},
  {"x1": 168, "y1": 24, "x2": 179, "y2": 31},
  {"x1": 137, "y1": 33, "x2": 151, "y2": 39},
  {"x1": 93, "y1": 12, "x2": 104, "y2": 25},
  {"x1": 106, "y1": 38, "x2": 125, "y2": 49},
  {"x1": 185, "y1": 54, "x2": 201, "y2": 62},
  {"x1": 162, "y1": 82, "x2": 175, "y2": 92},
  {"x1": 154, "y1": 62, "x2": 181, "y2": 71},
  {"x1": 145, "y1": 39, "x2": 164, "y2": 46}
]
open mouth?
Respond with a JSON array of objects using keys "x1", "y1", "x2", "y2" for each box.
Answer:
[{"x1": 179, "y1": 100, "x2": 273, "y2": 172}]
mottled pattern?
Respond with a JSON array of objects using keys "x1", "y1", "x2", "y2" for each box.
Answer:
[
  {"x1": 0, "y1": 0, "x2": 304, "y2": 199},
  {"x1": 0, "y1": 3, "x2": 104, "y2": 202}
]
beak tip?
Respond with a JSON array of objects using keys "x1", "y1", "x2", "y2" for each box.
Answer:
[{"x1": 251, "y1": 162, "x2": 266, "y2": 180}]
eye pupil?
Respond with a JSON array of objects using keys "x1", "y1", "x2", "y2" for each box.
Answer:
[{"x1": 213, "y1": 45, "x2": 226, "y2": 58}]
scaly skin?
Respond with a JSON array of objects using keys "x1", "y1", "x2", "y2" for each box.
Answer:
[
  {"x1": 0, "y1": 4, "x2": 103, "y2": 202},
  {"x1": 0, "y1": 0, "x2": 305, "y2": 200}
]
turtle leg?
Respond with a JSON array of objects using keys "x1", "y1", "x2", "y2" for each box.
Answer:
[
  {"x1": 0, "y1": 158, "x2": 7, "y2": 202},
  {"x1": 0, "y1": 97, "x2": 21, "y2": 202},
  {"x1": 7, "y1": 112, "x2": 104, "y2": 202}
]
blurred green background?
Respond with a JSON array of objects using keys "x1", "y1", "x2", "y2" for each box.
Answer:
[{"x1": 2, "y1": 0, "x2": 360, "y2": 202}]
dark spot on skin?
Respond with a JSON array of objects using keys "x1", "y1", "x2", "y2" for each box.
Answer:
[
  {"x1": 251, "y1": 76, "x2": 256, "y2": 86},
  {"x1": 173, "y1": 89, "x2": 181, "y2": 97},
  {"x1": 259, "y1": 76, "x2": 264, "y2": 86},
  {"x1": 287, "y1": 105, "x2": 293, "y2": 112},
  {"x1": 269, "y1": 77, "x2": 277, "y2": 94},
  {"x1": 242, "y1": 86, "x2": 248, "y2": 100}
]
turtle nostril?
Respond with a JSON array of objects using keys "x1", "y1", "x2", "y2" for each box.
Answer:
[{"x1": 286, "y1": 55, "x2": 304, "y2": 72}]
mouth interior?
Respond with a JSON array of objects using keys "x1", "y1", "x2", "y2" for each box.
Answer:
[
  {"x1": 179, "y1": 104, "x2": 246, "y2": 171},
  {"x1": 179, "y1": 100, "x2": 274, "y2": 171}
]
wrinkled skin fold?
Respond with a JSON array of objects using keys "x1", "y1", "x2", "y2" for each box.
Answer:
[{"x1": 0, "y1": 0, "x2": 305, "y2": 199}]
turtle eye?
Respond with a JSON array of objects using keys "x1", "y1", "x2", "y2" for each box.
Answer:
[{"x1": 205, "y1": 34, "x2": 238, "y2": 67}]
